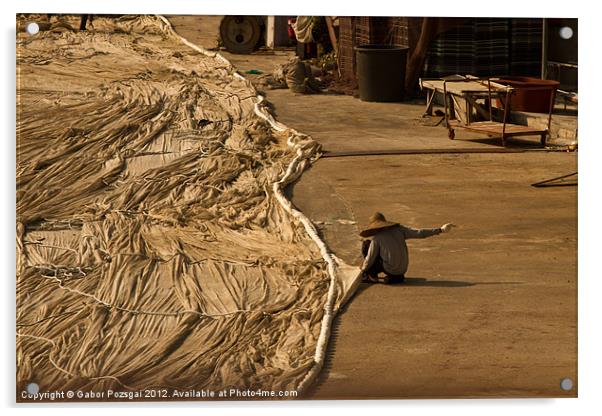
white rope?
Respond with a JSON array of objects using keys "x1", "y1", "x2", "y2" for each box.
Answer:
[{"x1": 155, "y1": 15, "x2": 357, "y2": 395}]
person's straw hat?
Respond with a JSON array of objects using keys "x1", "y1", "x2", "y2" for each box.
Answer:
[{"x1": 359, "y1": 212, "x2": 399, "y2": 238}]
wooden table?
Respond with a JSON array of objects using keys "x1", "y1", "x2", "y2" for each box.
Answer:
[{"x1": 420, "y1": 76, "x2": 552, "y2": 146}]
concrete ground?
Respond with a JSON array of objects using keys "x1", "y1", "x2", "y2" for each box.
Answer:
[
  {"x1": 166, "y1": 15, "x2": 294, "y2": 74},
  {"x1": 292, "y1": 152, "x2": 577, "y2": 399},
  {"x1": 167, "y1": 16, "x2": 578, "y2": 399}
]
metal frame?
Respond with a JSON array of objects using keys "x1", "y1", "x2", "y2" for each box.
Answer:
[{"x1": 421, "y1": 76, "x2": 555, "y2": 147}]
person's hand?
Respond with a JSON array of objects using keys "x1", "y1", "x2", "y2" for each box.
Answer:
[{"x1": 441, "y1": 223, "x2": 456, "y2": 233}]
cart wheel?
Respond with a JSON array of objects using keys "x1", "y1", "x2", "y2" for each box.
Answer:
[
  {"x1": 219, "y1": 16, "x2": 263, "y2": 54},
  {"x1": 448, "y1": 129, "x2": 455, "y2": 140}
]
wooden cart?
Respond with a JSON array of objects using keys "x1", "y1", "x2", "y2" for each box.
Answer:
[{"x1": 420, "y1": 76, "x2": 555, "y2": 146}]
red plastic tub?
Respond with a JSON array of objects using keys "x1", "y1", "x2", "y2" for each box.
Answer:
[{"x1": 496, "y1": 76, "x2": 559, "y2": 113}]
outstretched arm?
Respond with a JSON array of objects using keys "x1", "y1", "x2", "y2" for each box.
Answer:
[
  {"x1": 402, "y1": 225, "x2": 442, "y2": 239},
  {"x1": 402, "y1": 223, "x2": 455, "y2": 239}
]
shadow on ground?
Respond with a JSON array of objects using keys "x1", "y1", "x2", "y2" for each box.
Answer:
[
  {"x1": 348, "y1": 276, "x2": 523, "y2": 299},
  {"x1": 452, "y1": 136, "x2": 544, "y2": 148},
  {"x1": 305, "y1": 276, "x2": 524, "y2": 399},
  {"x1": 397, "y1": 277, "x2": 523, "y2": 287}
]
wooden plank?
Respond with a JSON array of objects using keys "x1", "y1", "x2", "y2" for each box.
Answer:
[
  {"x1": 448, "y1": 120, "x2": 547, "y2": 135},
  {"x1": 421, "y1": 79, "x2": 508, "y2": 95},
  {"x1": 424, "y1": 89, "x2": 435, "y2": 116},
  {"x1": 465, "y1": 95, "x2": 495, "y2": 120},
  {"x1": 450, "y1": 95, "x2": 465, "y2": 124},
  {"x1": 325, "y1": 17, "x2": 338, "y2": 57},
  {"x1": 458, "y1": 122, "x2": 547, "y2": 136},
  {"x1": 448, "y1": 92, "x2": 455, "y2": 120}
]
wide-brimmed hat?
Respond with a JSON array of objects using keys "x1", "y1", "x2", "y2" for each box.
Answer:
[{"x1": 359, "y1": 212, "x2": 399, "y2": 237}]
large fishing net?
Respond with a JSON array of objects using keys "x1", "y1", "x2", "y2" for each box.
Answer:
[{"x1": 16, "y1": 15, "x2": 358, "y2": 398}]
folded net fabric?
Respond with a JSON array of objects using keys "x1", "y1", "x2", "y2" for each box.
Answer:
[{"x1": 16, "y1": 15, "x2": 359, "y2": 396}]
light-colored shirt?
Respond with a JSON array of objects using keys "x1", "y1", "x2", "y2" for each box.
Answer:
[{"x1": 361, "y1": 225, "x2": 442, "y2": 276}]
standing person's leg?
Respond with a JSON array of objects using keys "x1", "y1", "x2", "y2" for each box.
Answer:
[{"x1": 79, "y1": 15, "x2": 88, "y2": 31}]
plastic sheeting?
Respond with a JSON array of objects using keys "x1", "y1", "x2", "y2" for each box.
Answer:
[{"x1": 16, "y1": 15, "x2": 360, "y2": 398}]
